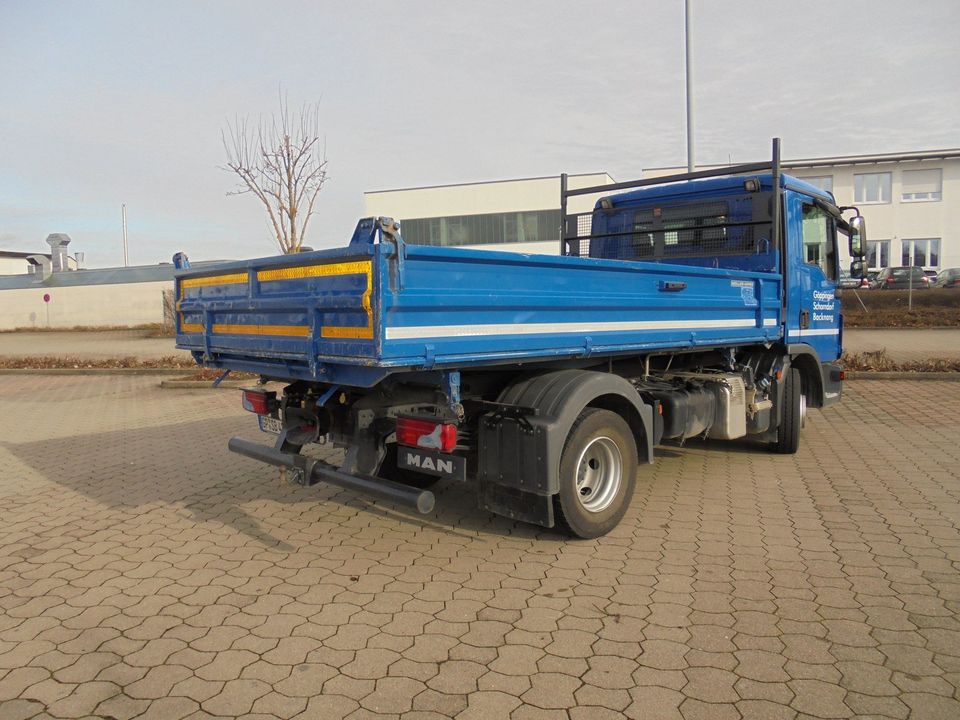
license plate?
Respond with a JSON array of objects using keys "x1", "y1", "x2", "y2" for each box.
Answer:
[
  {"x1": 398, "y1": 446, "x2": 467, "y2": 481},
  {"x1": 258, "y1": 415, "x2": 283, "y2": 434}
]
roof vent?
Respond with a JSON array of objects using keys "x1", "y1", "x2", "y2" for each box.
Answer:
[{"x1": 45, "y1": 233, "x2": 72, "y2": 272}]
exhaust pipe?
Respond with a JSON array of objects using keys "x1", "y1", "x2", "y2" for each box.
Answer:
[{"x1": 228, "y1": 437, "x2": 435, "y2": 514}]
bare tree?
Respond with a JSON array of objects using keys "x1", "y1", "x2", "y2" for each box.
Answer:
[{"x1": 222, "y1": 95, "x2": 328, "y2": 254}]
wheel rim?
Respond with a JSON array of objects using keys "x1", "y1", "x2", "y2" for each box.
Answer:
[
  {"x1": 799, "y1": 392, "x2": 807, "y2": 428},
  {"x1": 574, "y1": 436, "x2": 622, "y2": 513}
]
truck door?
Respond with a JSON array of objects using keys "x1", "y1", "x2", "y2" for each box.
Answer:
[{"x1": 785, "y1": 191, "x2": 841, "y2": 360}]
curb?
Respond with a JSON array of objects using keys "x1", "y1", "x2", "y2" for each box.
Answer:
[
  {"x1": 845, "y1": 371, "x2": 960, "y2": 381},
  {"x1": 159, "y1": 379, "x2": 251, "y2": 389}
]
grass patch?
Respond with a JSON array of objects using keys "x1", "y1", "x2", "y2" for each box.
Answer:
[
  {"x1": 843, "y1": 288, "x2": 960, "y2": 327},
  {"x1": 0, "y1": 355, "x2": 195, "y2": 369},
  {"x1": 842, "y1": 348, "x2": 960, "y2": 372},
  {"x1": 0, "y1": 323, "x2": 176, "y2": 336}
]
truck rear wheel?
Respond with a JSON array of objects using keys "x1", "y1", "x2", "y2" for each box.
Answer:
[
  {"x1": 555, "y1": 408, "x2": 637, "y2": 539},
  {"x1": 772, "y1": 367, "x2": 802, "y2": 454}
]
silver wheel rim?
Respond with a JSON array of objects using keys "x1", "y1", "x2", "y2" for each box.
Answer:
[
  {"x1": 799, "y1": 392, "x2": 807, "y2": 428},
  {"x1": 574, "y1": 436, "x2": 622, "y2": 513}
]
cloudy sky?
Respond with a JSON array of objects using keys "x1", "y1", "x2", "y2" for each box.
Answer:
[{"x1": 1, "y1": 0, "x2": 958, "y2": 266}]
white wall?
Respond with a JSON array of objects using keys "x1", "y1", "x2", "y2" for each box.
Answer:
[
  {"x1": 795, "y1": 160, "x2": 959, "y2": 270},
  {"x1": 364, "y1": 173, "x2": 615, "y2": 220},
  {"x1": 0, "y1": 281, "x2": 169, "y2": 330},
  {"x1": 0, "y1": 258, "x2": 29, "y2": 275}
]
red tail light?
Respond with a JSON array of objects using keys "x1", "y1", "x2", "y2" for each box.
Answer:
[
  {"x1": 886, "y1": 276, "x2": 895, "y2": 283},
  {"x1": 242, "y1": 389, "x2": 276, "y2": 415},
  {"x1": 396, "y1": 416, "x2": 457, "y2": 452}
]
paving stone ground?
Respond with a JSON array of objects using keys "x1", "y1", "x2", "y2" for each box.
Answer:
[{"x1": 0, "y1": 375, "x2": 958, "y2": 720}]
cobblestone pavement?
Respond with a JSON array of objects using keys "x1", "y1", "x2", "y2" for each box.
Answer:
[{"x1": 1, "y1": 375, "x2": 959, "y2": 720}]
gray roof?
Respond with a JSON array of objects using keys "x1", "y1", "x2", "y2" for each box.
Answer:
[{"x1": 0, "y1": 260, "x2": 231, "y2": 290}]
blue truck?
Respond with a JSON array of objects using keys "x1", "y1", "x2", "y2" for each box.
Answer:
[{"x1": 175, "y1": 139, "x2": 867, "y2": 538}]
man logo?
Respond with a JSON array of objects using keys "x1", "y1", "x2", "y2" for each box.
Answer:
[{"x1": 404, "y1": 451, "x2": 454, "y2": 475}]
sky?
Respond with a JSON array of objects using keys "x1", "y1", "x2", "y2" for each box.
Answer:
[{"x1": 1, "y1": 0, "x2": 958, "y2": 267}]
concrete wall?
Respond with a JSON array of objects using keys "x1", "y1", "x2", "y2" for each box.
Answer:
[{"x1": 0, "y1": 280, "x2": 170, "y2": 329}]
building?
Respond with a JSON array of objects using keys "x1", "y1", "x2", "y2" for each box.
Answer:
[
  {"x1": 0, "y1": 250, "x2": 79, "y2": 275},
  {"x1": 645, "y1": 149, "x2": 960, "y2": 272},
  {"x1": 364, "y1": 173, "x2": 615, "y2": 255},
  {"x1": 0, "y1": 233, "x2": 228, "y2": 329},
  {"x1": 366, "y1": 150, "x2": 960, "y2": 274}
]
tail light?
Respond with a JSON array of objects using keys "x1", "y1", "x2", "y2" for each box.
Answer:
[
  {"x1": 396, "y1": 416, "x2": 457, "y2": 452},
  {"x1": 242, "y1": 388, "x2": 276, "y2": 415},
  {"x1": 886, "y1": 276, "x2": 895, "y2": 284}
]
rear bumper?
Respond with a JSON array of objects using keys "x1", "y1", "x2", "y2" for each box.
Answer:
[{"x1": 228, "y1": 437, "x2": 434, "y2": 514}]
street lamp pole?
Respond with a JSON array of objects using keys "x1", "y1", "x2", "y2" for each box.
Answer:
[
  {"x1": 685, "y1": 0, "x2": 696, "y2": 172},
  {"x1": 122, "y1": 204, "x2": 129, "y2": 267}
]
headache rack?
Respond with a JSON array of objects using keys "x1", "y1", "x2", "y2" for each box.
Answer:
[{"x1": 560, "y1": 138, "x2": 783, "y2": 262}]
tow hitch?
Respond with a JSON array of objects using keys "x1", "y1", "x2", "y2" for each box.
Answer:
[{"x1": 228, "y1": 437, "x2": 435, "y2": 514}]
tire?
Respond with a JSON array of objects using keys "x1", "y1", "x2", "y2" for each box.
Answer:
[
  {"x1": 771, "y1": 367, "x2": 802, "y2": 454},
  {"x1": 554, "y1": 408, "x2": 638, "y2": 539},
  {"x1": 378, "y1": 443, "x2": 440, "y2": 489}
]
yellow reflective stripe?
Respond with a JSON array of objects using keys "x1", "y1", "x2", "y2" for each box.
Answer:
[
  {"x1": 213, "y1": 323, "x2": 310, "y2": 337},
  {"x1": 180, "y1": 272, "x2": 248, "y2": 289},
  {"x1": 256, "y1": 260, "x2": 371, "y2": 282},
  {"x1": 321, "y1": 325, "x2": 375, "y2": 340},
  {"x1": 179, "y1": 260, "x2": 375, "y2": 340}
]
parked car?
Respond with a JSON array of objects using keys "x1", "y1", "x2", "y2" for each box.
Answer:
[
  {"x1": 839, "y1": 270, "x2": 870, "y2": 289},
  {"x1": 871, "y1": 266, "x2": 930, "y2": 290},
  {"x1": 933, "y1": 267, "x2": 960, "y2": 288}
]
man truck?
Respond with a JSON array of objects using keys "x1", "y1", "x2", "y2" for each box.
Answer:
[{"x1": 175, "y1": 139, "x2": 867, "y2": 538}]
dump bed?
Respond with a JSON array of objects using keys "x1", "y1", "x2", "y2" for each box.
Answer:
[{"x1": 175, "y1": 226, "x2": 783, "y2": 387}]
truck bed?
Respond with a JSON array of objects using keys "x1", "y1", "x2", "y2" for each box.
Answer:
[{"x1": 175, "y1": 239, "x2": 783, "y2": 387}]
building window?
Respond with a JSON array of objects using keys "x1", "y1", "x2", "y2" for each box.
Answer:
[
  {"x1": 399, "y1": 209, "x2": 561, "y2": 247},
  {"x1": 900, "y1": 238, "x2": 940, "y2": 269},
  {"x1": 901, "y1": 169, "x2": 942, "y2": 202},
  {"x1": 854, "y1": 172, "x2": 892, "y2": 203},
  {"x1": 866, "y1": 240, "x2": 889, "y2": 271},
  {"x1": 799, "y1": 175, "x2": 833, "y2": 193}
]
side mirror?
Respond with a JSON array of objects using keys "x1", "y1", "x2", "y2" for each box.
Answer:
[
  {"x1": 850, "y1": 259, "x2": 866, "y2": 279},
  {"x1": 849, "y1": 216, "x2": 866, "y2": 258}
]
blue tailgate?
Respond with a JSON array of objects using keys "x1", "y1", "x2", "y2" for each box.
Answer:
[{"x1": 175, "y1": 245, "x2": 378, "y2": 376}]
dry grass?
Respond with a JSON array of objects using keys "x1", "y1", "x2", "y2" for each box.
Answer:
[
  {"x1": 0, "y1": 355, "x2": 196, "y2": 370},
  {"x1": 841, "y1": 348, "x2": 960, "y2": 373},
  {"x1": 0, "y1": 323, "x2": 175, "y2": 336},
  {"x1": 843, "y1": 288, "x2": 960, "y2": 327}
]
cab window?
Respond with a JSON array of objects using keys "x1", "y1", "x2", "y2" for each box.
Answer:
[{"x1": 801, "y1": 203, "x2": 837, "y2": 280}]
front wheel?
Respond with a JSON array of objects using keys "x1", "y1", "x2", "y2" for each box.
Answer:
[
  {"x1": 555, "y1": 409, "x2": 638, "y2": 539},
  {"x1": 771, "y1": 367, "x2": 802, "y2": 454}
]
